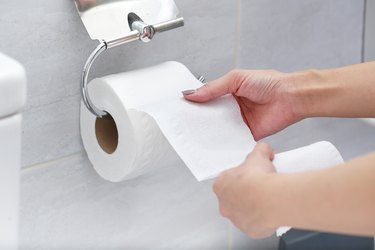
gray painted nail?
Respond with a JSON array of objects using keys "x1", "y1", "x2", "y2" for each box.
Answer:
[{"x1": 182, "y1": 89, "x2": 196, "y2": 96}]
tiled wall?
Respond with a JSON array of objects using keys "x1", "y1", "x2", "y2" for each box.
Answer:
[
  {"x1": 364, "y1": 0, "x2": 375, "y2": 62},
  {"x1": 1, "y1": 0, "x2": 374, "y2": 249},
  {"x1": 236, "y1": 0, "x2": 375, "y2": 159},
  {"x1": 237, "y1": 0, "x2": 363, "y2": 71},
  {"x1": 0, "y1": 0, "x2": 238, "y2": 168}
]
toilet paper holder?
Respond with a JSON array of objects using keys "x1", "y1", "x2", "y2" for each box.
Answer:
[{"x1": 75, "y1": 0, "x2": 186, "y2": 118}]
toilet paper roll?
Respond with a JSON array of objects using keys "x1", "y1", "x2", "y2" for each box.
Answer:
[
  {"x1": 81, "y1": 61, "x2": 255, "y2": 181},
  {"x1": 80, "y1": 61, "x2": 344, "y2": 184}
]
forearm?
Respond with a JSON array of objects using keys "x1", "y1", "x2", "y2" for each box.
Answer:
[
  {"x1": 264, "y1": 152, "x2": 375, "y2": 236},
  {"x1": 289, "y1": 61, "x2": 375, "y2": 118}
]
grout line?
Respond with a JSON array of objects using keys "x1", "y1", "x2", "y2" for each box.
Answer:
[
  {"x1": 21, "y1": 150, "x2": 85, "y2": 173},
  {"x1": 234, "y1": 0, "x2": 242, "y2": 68},
  {"x1": 361, "y1": 0, "x2": 367, "y2": 63}
]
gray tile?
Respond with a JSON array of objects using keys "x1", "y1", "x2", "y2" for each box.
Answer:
[
  {"x1": 238, "y1": 0, "x2": 364, "y2": 71},
  {"x1": 364, "y1": 0, "x2": 375, "y2": 61},
  {"x1": 19, "y1": 153, "x2": 278, "y2": 250},
  {"x1": 0, "y1": 0, "x2": 237, "y2": 167}
]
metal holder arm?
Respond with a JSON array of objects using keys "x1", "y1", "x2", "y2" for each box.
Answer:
[
  {"x1": 81, "y1": 41, "x2": 107, "y2": 117},
  {"x1": 81, "y1": 17, "x2": 184, "y2": 118}
]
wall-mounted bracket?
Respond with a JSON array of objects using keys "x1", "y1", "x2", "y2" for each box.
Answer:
[{"x1": 75, "y1": 0, "x2": 184, "y2": 117}]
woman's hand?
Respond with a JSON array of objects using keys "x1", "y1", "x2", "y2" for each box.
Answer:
[
  {"x1": 183, "y1": 69, "x2": 303, "y2": 140},
  {"x1": 184, "y1": 62, "x2": 375, "y2": 238},
  {"x1": 213, "y1": 143, "x2": 277, "y2": 238}
]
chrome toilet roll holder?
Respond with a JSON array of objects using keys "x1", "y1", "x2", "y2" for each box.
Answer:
[{"x1": 75, "y1": 0, "x2": 202, "y2": 118}]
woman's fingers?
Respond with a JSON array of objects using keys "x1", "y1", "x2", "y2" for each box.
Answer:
[{"x1": 183, "y1": 70, "x2": 242, "y2": 103}]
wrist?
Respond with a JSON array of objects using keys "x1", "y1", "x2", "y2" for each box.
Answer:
[
  {"x1": 285, "y1": 69, "x2": 333, "y2": 119},
  {"x1": 264, "y1": 173, "x2": 297, "y2": 228},
  {"x1": 256, "y1": 173, "x2": 288, "y2": 228}
]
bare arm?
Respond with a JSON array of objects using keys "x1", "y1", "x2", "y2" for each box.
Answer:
[
  {"x1": 184, "y1": 62, "x2": 375, "y2": 140},
  {"x1": 197, "y1": 62, "x2": 375, "y2": 238},
  {"x1": 266, "y1": 63, "x2": 375, "y2": 236},
  {"x1": 293, "y1": 61, "x2": 375, "y2": 118},
  {"x1": 213, "y1": 146, "x2": 375, "y2": 238},
  {"x1": 266, "y1": 153, "x2": 375, "y2": 236}
]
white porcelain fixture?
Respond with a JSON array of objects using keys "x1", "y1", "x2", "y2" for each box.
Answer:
[{"x1": 0, "y1": 52, "x2": 26, "y2": 250}]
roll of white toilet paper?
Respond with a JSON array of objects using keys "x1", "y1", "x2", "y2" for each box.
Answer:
[
  {"x1": 81, "y1": 61, "x2": 255, "y2": 181},
  {"x1": 80, "y1": 61, "x2": 343, "y2": 183}
]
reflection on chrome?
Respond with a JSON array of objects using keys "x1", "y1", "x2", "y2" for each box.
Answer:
[{"x1": 74, "y1": 0, "x2": 180, "y2": 41}]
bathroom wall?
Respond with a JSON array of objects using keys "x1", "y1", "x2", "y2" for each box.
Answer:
[
  {"x1": 1, "y1": 0, "x2": 374, "y2": 249},
  {"x1": 237, "y1": 0, "x2": 375, "y2": 160},
  {"x1": 364, "y1": 0, "x2": 375, "y2": 62},
  {"x1": 237, "y1": 0, "x2": 363, "y2": 71}
]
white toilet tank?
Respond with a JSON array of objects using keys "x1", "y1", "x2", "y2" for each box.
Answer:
[{"x1": 0, "y1": 53, "x2": 26, "y2": 250}]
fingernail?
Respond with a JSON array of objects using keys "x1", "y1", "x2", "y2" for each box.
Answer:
[{"x1": 182, "y1": 89, "x2": 196, "y2": 96}]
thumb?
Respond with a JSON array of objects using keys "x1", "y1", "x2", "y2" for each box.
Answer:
[
  {"x1": 248, "y1": 143, "x2": 275, "y2": 161},
  {"x1": 182, "y1": 70, "x2": 241, "y2": 103}
]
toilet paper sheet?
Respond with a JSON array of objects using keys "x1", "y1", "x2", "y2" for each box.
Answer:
[{"x1": 80, "y1": 61, "x2": 344, "y2": 235}]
